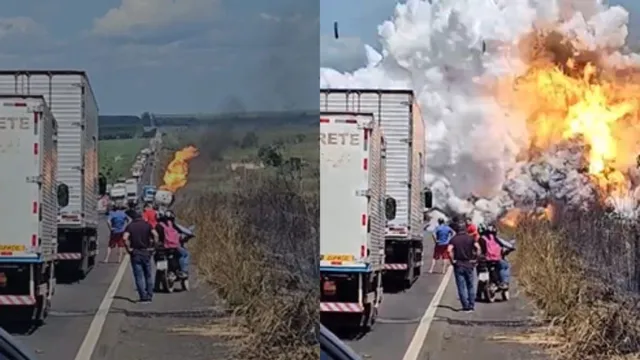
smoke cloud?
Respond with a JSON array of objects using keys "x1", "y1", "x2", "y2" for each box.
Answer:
[{"x1": 321, "y1": 0, "x2": 640, "y2": 222}]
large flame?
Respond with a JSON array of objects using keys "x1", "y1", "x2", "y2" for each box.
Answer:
[
  {"x1": 160, "y1": 146, "x2": 199, "y2": 192},
  {"x1": 497, "y1": 31, "x2": 640, "y2": 200}
]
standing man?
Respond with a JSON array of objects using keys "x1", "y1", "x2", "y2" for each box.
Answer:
[
  {"x1": 104, "y1": 205, "x2": 130, "y2": 263},
  {"x1": 465, "y1": 217, "x2": 479, "y2": 241},
  {"x1": 448, "y1": 221, "x2": 481, "y2": 312},
  {"x1": 123, "y1": 211, "x2": 159, "y2": 303},
  {"x1": 429, "y1": 218, "x2": 455, "y2": 274},
  {"x1": 142, "y1": 203, "x2": 158, "y2": 228}
]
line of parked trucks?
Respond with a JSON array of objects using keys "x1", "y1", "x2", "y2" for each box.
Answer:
[
  {"x1": 106, "y1": 147, "x2": 157, "y2": 211},
  {"x1": 0, "y1": 70, "x2": 107, "y2": 323},
  {"x1": 319, "y1": 89, "x2": 433, "y2": 331}
]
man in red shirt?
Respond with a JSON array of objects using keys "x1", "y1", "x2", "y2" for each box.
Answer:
[
  {"x1": 465, "y1": 217, "x2": 479, "y2": 241},
  {"x1": 142, "y1": 203, "x2": 158, "y2": 228}
]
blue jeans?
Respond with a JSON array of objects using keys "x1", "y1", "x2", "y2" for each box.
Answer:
[
  {"x1": 499, "y1": 259, "x2": 510, "y2": 285},
  {"x1": 131, "y1": 250, "x2": 154, "y2": 301},
  {"x1": 177, "y1": 246, "x2": 190, "y2": 275},
  {"x1": 453, "y1": 264, "x2": 477, "y2": 310}
]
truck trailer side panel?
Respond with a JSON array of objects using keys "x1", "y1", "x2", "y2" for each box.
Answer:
[
  {"x1": 0, "y1": 71, "x2": 99, "y2": 229},
  {"x1": 320, "y1": 89, "x2": 424, "y2": 240},
  {"x1": 0, "y1": 96, "x2": 57, "y2": 261}
]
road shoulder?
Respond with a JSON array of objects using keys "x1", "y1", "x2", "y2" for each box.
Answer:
[
  {"x1": 419, "y1": 274, "x2": 549, "y2": 360},
  {"x1": 92, "y1": 266, "x2": 232, "y2": 360}
]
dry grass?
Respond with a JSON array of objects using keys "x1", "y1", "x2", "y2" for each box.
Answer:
[
  {"x1": 510, "y1": 204, "x2": 640, "y2": 360},
  {"x1": 172, "y1": 149, "x2": 319, "y2": 359}
]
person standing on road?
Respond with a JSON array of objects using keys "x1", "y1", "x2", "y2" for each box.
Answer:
[
  {"x1": 465, "y1": 217, "x2": 479, "y2": 241},
  {"x1": 123, "y1": 211, "x2": 159, "y2": 303},
  {"x1": 142, "y1": 202, "x2": 158, "y2": 228},
  {"x1": 448, "y1": 221, "x2": 481, "y2": 312},
  {"x1": 104, "y1": 205, "x2": 130, "y2": 263},
  {"x1": 429, "y1": 218, "x2": 455, "y2": 274}
]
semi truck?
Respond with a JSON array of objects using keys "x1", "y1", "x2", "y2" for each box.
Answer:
[
  {"x1": 319, "y1": 112, "x2": 387, "y2": 331},
  {"x1": 109, "y1": 184, "x2": 127, "y2": 208},
  {"x1": 0, "y1": 95, "x2": 60, "y2": 323},
  {"x1": 125, "y1": 177, "x2": 139, "y2": 207},
  {"x1": 0, "y1": 71, "x2": 101, "y2": 278},
  {"x1": 320, "y1": 89, "x2": 429, "y2": 289}
]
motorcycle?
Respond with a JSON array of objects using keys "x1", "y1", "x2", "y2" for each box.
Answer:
[
  {"x1": 154, "y1": 227, "x2": 195, "y2": 293},
  {"x1": 476, "y1": 238, "x2": 516, "y2": 303},
  {"x1": 476, "y1": 260, "x2": 508, "y2": 302}
]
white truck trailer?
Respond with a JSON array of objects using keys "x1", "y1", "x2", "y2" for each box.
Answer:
[
  {"x1": 319, "y1": 112, "x2": 387, "y2": 331},
  {"x1": 0, "y1": 71, "x2": 100, "y2": 278},
  {"x1": 0, "y1": 95, "x2": 60, "y2": 323},
  {"x1": 320, "y1": 89, "x2": 430, "y2": 290},
  {"x1": 125, "y1": 177, "x2": 139, "y2": 207}
]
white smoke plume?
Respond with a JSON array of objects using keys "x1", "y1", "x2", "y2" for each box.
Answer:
[{"x1": 320, "y1": 0, "x2": 640, "y2": 222}]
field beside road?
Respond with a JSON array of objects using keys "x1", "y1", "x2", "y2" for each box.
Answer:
[
  {"x1": 158, "y1": 116, "x2": 318, "y2": 359},
  {"x1": 507, "y1": 204, "x2": 640, "y2": 360},
  {"x1": 99, "y1": 138, "x2": 148, "y2": 182}
]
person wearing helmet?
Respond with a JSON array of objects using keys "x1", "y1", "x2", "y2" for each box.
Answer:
[
  {"x1": 156, "y1": 210, "x2": 190, "y2": 279},
  {"x1": 478, "y1": 223, "x2": 511, "y2": 289}
]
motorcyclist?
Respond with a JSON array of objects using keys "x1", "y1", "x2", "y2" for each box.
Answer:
[
  {"x1": 155, "y1": 210, "x2": 191, "y2": 279},
  {"x1": 478, "y1": 224, "x2": 512, "y2": 289}
]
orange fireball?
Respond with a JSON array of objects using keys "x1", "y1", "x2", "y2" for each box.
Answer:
[{"x1": 160, "y1": 145, "x2": 199, "y2": 192}]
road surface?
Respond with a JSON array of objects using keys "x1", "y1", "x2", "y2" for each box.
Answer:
[
  {"x1": 341, "y1": 238, "x2": 546, "y2": 360},
  {"x1": 2, "y1": 142, "x2": 230, "y2": 359}
]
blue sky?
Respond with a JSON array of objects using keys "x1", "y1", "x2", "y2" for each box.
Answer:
[
  {"x1": 320, "y1": 0, "x2": 640, "y2": 71},
  {"x1": 0, "y1": 0, "x2": 318, "y2": 114}
]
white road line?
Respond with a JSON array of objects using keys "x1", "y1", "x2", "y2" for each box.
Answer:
[
  {"x1": 402, "y1": 266, "x2": 453, "y2": 360},
  {"x1": 74, "y1": 256, "x2": 130, "y2": 360}
]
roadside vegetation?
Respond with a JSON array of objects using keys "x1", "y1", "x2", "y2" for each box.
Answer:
[
  {"x1": 507, "y1": 203, "x2": 640, "y2": 360},
  {"x1": 99, "y1": 138, "x2": 149, "y2": 183},
  {"x1": 163, "y1": 119, "x2": 318, "y2": 359}
]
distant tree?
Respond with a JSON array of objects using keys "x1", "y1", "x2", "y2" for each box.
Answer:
[
  {"x1": 240, "y1": 131, "x2": 259, "y2": 149},
  {"x1": 258, "y1": 144, "x2": 284, "y2": 167}
]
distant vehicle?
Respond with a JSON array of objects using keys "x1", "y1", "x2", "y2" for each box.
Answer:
[
  {"x1": 109, "y1": 184, "x2": 127, "y2": 208},
  {"x1": 319, "y1": 324, "x2": 362, "y2": 360},
  {"x1": 0, "y1": 71, "x2": 101, "y2": 278},
  {"x1": 321, "y1": 89, "x2": 430, "y2": 290},
  {"x1": 125, "y1": 177, "x2": 139, "y2": 205},
  {"x1": 142, "y1": 185, "x2": 157, "y2": 203},
  {"x1": 319, "y1": 112, "x2": 386, "y2": 331},
  {"x1": 0, "y1": 96, "x2": 60, "y2": 323}
]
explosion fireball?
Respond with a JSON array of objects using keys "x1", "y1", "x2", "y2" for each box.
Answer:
[
  {"x1": 321, "y1": 0, "x2": 640, "y2": 222},
  {"x1": 160, "y1": 145, "x2": 199, "y2": 193},
  {"x1": 504, "y1": 31, "x2": 640, "y2": 202}
]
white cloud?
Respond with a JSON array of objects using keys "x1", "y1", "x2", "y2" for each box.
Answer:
[
  {"x1": 0, "y1": 17, "x2": 45, "y2": 39},
  {"x1": 92, "y1": 0, "x2": 220, "y2": 37},
  {"x1": 320, "y1": 35, "x2": 367, "y2": 71}
]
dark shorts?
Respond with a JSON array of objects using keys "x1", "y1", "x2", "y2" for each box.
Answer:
[
  {"x1": 433, "y1": 244, "x2": 449, "y2": 259},
  {"x1": 109, "y1": 233, "x2": 125, "y2": 248}
]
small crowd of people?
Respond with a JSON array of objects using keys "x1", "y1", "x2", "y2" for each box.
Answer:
[
  {"x1": 429, "y1": 216, "x2": 514, "y2": 312},
  {"x1": 106, "y1": 202, "x2": 191, "y2": 303}
]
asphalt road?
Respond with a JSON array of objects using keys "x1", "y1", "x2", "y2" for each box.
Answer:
[
  {"x1": 341, "y1": 235, "x2": 546, "y2": 360},
  {"x1": 342, "y1": 238, "x2": 446, "y2": 360},
  {"x1": 9, "y1": 220, "x2": 119, "y2": 360},
  {"x1": 0, "y1": 143, "x2": 231, "y2": 359}
]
